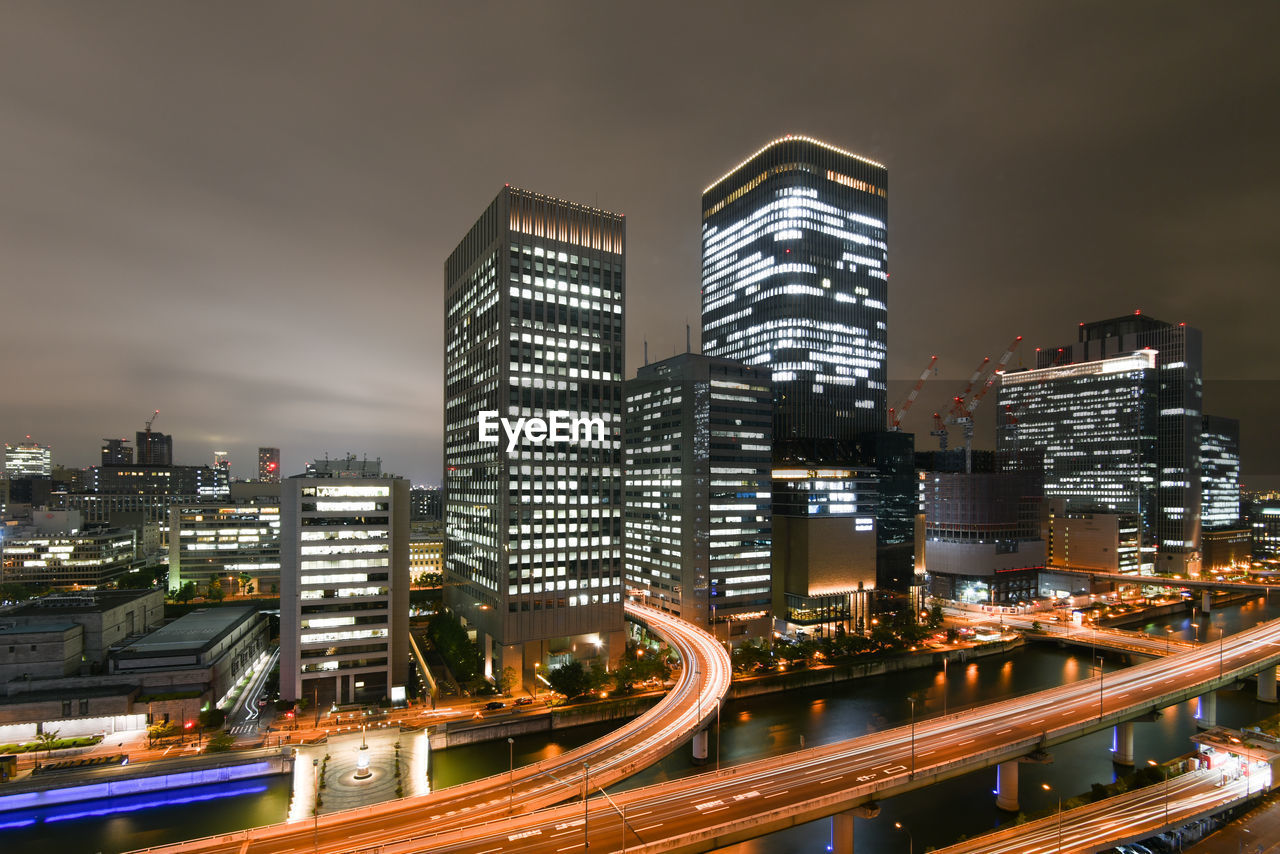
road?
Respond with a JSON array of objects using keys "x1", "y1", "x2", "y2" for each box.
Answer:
[
  {"x1": 348, "y1": 615, "x2": 1280, "y2": 854},
  {"x1": 946, "y1": 607, "x2": 1200, "y2": 658},
  {"x1": 1046, "y1": 566, "x2": 1280, "y2": 595},
  {"x1": 129, "y1": 601, "x2": 732, "y2": 854},
  {"x1": 932, "y1": 766, "x2": 1264, "y2": 853}
]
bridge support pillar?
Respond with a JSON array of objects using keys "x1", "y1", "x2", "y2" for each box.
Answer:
[
  {"x1": 995, "y1": 760, "x2": 1019, "y2": 812},
  {"x1": 1197, "y1": 691, "x2": 1217, "y2": 728},
  {"x1": 829, "y1": 804, "x2": 878, "y2": 854},
  {"x1": 1112, "y1": 721, "x2": 1135, "y2": 766},
  {"x1": 1201, "y1": 589, "x2": 1212, "y2": 613},
  {"x1": 692, "y1": 727, "x2": 708, "y2": 764},
  {"x1": 1259, "y1": 665, "x2": 1278, "y2": 703}
]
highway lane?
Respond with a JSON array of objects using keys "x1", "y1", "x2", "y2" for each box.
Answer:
[
  {"x1": 381, "y1": 615, "x2": 1280, "y2": 854},
  {"x1": 934, "y1": 768, "x2": 1260, "y2": 853},
  {"x1": 129, "y1": 601, "x2": 731, "y2": 854},
  {"x1": 946, "y1": 607, "x2": 1200, "y2": 657}
]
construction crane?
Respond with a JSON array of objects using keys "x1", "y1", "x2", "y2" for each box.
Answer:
[
  {"x1": 144, "y1": 410, "x2": 160, "y2": 434},
  {"x1": 930, "y1": 411, "x2": 949, "y2": 451},
  {"x1": 949, "y1": 335, "x2": 1023, "y2": 469},
  {"x1": 887, "y1": 355, "x2": 938, "y2": 431},
  {"x1": 930, "y1": 353, "x2": 989, "y2": 451}
]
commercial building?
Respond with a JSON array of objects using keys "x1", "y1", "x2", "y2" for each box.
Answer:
[
  {"x1": 102, "y1": 438, "x2": 133, "y2": 466},
  {"x1": 1007, "y1": 314, "x2": 1207, "y2": 575},
  {"x1": 701, "y1": 135, "x2": 889, "y2": 449},
  {"x1": 1249, "y1": 498, "x2": 1280, "y2": 560},
  {"x1": 258, "y1": 447, "x2": 281, "y2": 483},
  {"x1": 699, "y1": 136, "x2": 917, "y2": 623},
  {"x1": 280, "y1": 460, "x2": 409, "y2": 706},
  {"x1": 4, "y1": 441, "x2": 52, "y2": 478},
  {"x1": 168, "y1": 502, "x2": 282, "y2": 596},
  {"x1": 1201, "y1": 415, "x2": 1241, "y2": 531},
  {"x1": 1, "y1": 526, "x2": 136, "y2": 588},
  {"x1": 409, "y1": 533, "x2": 443, "y2": 582},
  {"x1": 921, "y1": 455, "x2": 1045, "y2": 605},
  {"x1": 998, "y1": 349, "x2": 1159, "y2": 575},
  {"x1": 623, "y1": 353, "x2": 772, "y2": 640},
  {"x1": 410, "y1": 486, "x2": 443, "y2": 521},
  {"x1": 0, "y1": 589, "x2": 163, "y2": 672},
  {"x1": 444, "y1": 186, "x2": 626, "y2": 689},
  {"x1": 135, "y1": 430, "x2": 173, "y2": 467}
]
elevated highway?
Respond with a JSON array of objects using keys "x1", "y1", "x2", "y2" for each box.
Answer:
[
  {"x1": 130, "y1": 601, "x2": 731, "y2": 854},
  {"x1": 386, "y1": 615, "x2": 1280, "y2": 854},
  {"x1": 1047, "y1": 565, "x2": 1280, "y2": 594}
]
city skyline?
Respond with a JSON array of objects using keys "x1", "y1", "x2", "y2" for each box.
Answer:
[{"x1": 2, "y1": 4, "x2": 1278, "y2": 487}]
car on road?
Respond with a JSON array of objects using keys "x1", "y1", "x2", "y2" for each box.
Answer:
[
  {"x1": 483, "y1": 701, "x2": 506, "y2": 710},
  {"x1": 514, "y1": 697, "x2": 534, "y2": 706}
]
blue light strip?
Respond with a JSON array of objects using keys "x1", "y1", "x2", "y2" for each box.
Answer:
[{"x1": 43, "y1": 782, "x2": 268, "y2": 824}]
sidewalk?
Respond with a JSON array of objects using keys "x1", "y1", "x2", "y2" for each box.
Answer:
[{"x1": 1185, "y1": 793, "x2": 1280, "y2": 854}]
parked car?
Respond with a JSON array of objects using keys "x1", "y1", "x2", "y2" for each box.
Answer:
[
  {"x1": 514, "y1": 697, "x2": 534, "y2": 706},
  {"x1": 484, "y1": 701, "x2": 506, "y2": 710}
]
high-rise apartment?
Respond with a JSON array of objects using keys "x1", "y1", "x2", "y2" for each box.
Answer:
[
  {"x1": 280, "y1": 459, "x2": 408, "y2": 706},
  {"x1": 701, "y1": 135, "x2": 889, "y2": 455},
  {"x1": 623, "y1": 353, "x2": 772, "y2": 639},
  {"x1": 444, "y1": 186, "x2": 626, "y2": 688},
  {"x1": 258, "y1": 447, "x2": 281, "y2": 483}
]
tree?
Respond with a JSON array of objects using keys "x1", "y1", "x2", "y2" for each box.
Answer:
[
  {"x1": 199, "y1": 706, "x2": 227, "y2": 730},
  {"x1": 172, "y1": 581, "x2": 197, "y2": 604},
  {"x1": 238, "y1": 572, "x2": 252, "y2": 595},
  {"x1": 204, "y1": 731, "x2": 236, "y2": 753},
  {"x1": 34, "y1": 729, "x2": 61, "y2": 765},
  {"x1": 496, "y1": 666, "x2": 517, "y2": 695},
  {"x1": 148, "y1": 721, "x2": 179, "y2": 747},
  {"x1": 927, "y1": 603, "x2": 945, "y2": 629},
  {"x1": 208, "y1": 578, "x2": 225, "y2": 602},
  {"x1": 546, "y1": 660, "x2": 592, "y2": 700}
]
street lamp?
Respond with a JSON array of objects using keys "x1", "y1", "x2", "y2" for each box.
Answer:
[
  {"x1": 907, "y1": 697, "x2": 916, "y2": 780},
  {"x1": 1098, "y1": 655, "x2": 1105, "y2": 720},
  {"x1": 894, "y1": 820, "x2": 913, "y2": 854},
  {"x1": 1165, "y1": 626, "x2": 1173, "y2": 655},
  {"x1": 507, "y1": 737, "x2": 515, "y2": 814},
  {"x1": 1042, "y1": 782, "x2": 1062, "y2": 853},
  {"x1": 942, "y1": 657, "x2": 949, "y2": 716},
  {"x1": 1148, "y1": 759, "x2": 1169, "y2": 827}
]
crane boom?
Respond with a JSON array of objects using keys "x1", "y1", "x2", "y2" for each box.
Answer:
[
  {"x1": 145, "y1": 410, "x2": 159, "y2": 432},
  {"x1": 888, "y1": 355, "x2": 938, "y2": 430},
  {"x1": 963, "y1": 336, "x2": 1023, "y2": 415}
]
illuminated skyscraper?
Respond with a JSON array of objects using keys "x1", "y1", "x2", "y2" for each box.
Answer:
[
  {"x1": 701, "y1": 135, "x2": 888, "y2": 455},
  {"x1": 1200, "y1": 415, "x2": 1240, "y2": 531},
  {"x1": 444, "y1": 186, "x2": 626, "y2": 689},
  {"x1": 4, "y1": 439, "x2": 51, "y2": 478},
  {"x1": 623, "y1": 353, "x2": 772, "y2": 637}
]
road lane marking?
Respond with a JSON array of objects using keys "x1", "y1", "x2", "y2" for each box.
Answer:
[
  {"x1": 762, "y1": 789, "x2": 790, "y2": 798},
  {"x1": 636, "y1": 823, "x2": 664, "y2": 833},
  {"x1": 509, "y1": 829, "x2": 542, "y2": 841},
  {"x1": 817, "y1": 776, "x2": 843, "y2": 785},
  {"x1": 695, "y1": 800, "x2": 724, "y2": 810}
]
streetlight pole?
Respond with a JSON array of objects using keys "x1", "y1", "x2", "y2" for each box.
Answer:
[
  {"x1": 1042, "y1": 783, "x2": 1061, "y2": 853},
  {"x1": 942, "y1": 657, "x2": 949, "y2": 716},
  {"x1": 507, "y1": 737, "x2": 515, "y2": 814},
  {"x1": 908, "y1": 697, "x2": 916, "y2": 780},
  {"x1": 1148, "y1": 760, "x2": 1169, "y2": 827},
  {"x1": 716, "y1": 698, "x2": 721, "y2": 773},
  {"x1": 894, "y1": 821, "x2": 913, "y2": 854},
  {"x1": 1098, "y1": 656, "x2": 1105, "y2": 720},
  {"x1": 312, "y1": 757, "x2": 320, "y2": 854},
  {"x1": 583, "y1": 762, "x2": 589, "y2": 850}
]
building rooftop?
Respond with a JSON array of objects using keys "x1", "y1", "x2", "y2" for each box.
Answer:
[
  {"x1": 1, "y1": 588, "x2": 159, "y2": 617},
  {"x1": 114, "y1": 606, "x2": 257, "y2": 656},
  {"x1": 0, "y1": 622, "x2": 80, "y2": 636}
]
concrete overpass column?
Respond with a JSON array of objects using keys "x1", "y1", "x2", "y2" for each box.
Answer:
[
  {"x1": 995, "y1": 760, "x2": 1019, "y2": 812},
  {"x1": 1197, "y1": 691, "x2": 1217, "y2": 729},
  {"x1": 831, "y1": 811, "x2": 854, "y2": 854},
  {"x1": 830, "y1": 804, "x2": 879, "y2": 854},
  {"x1": 692, "y1": 728, "x2": 708, "y2": 764},
  {"x1": 1201, "y1": 589, "x2": 1212, "y2": 613},
  {"x1": 1258, "y1": 665, "x2": 1278, "y2": 703},
  {"x1": 1112, "y1": 721, "x2": 1135, "y2": 766}
]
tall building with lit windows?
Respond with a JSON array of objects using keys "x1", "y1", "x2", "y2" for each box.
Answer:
[
  {"x1": 623, "y1": 353, "x2": 772, "y2": 639},
  {"x1": 443, "y1": 186, "x2": 626, "y2": 690},
  {"x1": 4, "y1": 440, "x2": 52, "y2": 478},
  {"x1": 1200, "y1": 415, "x2": 1240, "y2": 531},
  {"x1": 258, "y1": 447, "x2": 281, "y2": 482},
  {"x1": 280, "y1": 461, "x2": 408, "y2": 706},
  {"x1": 1004, "y1": 314, "x2": 1205, "y2": 574},
  {"x1": 701, "y1": 135, "x2": 889, "y2": 454}
]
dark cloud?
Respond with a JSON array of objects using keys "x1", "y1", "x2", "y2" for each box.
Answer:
[{"x1": 2, "y1": 2, "x2": 1277, "y2": 484}]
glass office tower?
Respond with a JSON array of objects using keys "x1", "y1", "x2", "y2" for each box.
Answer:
[
  {"x1": 444, "y1": 186, "x2": 626, "y2": 690},
  {"x1": 1200, "y1": 415, "x2": 1241, "y2": 531},
  {"x1": 701, "y1": 135, "x2": 888, "y2": 456}
]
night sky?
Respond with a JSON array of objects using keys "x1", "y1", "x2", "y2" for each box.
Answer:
[{"x1": 3, "y1": 3, "x2": 1278, "y2": 486}]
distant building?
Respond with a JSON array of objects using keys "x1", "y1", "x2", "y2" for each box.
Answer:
[
  {"x1": 409, "y1": 534, "x2": 443, "y2": 582},
  {"x1": 258, "y1": 447, "x2": 281, "y2": 483},
  {"x1": 4, "y1": 441, "x2": 51, "y2": 478},
  {"x1": 1250, "y1": 499, "x2": 1280, "y2": 560},
  {"x1": 443, "y1": 186, "x2": 627, "y2": 689},
  {"x1": 409, "y1": 486, "x2": 442, "y2": 522},
  {"x1": 101, "y1": 438, "x2": 133, "y2": 466},
  {"x1": 623, "y1": 353, "x2": 772, "y2": 639},
  {"x1": 1201, "y1": 415, "x2": 1241, "y2": 531},
  {"x1": 168, "y1": 502, "x2": 281, "y2": 596},
  {"x1": 280, "y1": 462, "x2": 409, "y2": 706},
  {"x1": 1, "y1": 526, "x2": 136, "y2": 588},
  {"x1": 135, "y1": 430, "x2": 173, "y2": 467}
]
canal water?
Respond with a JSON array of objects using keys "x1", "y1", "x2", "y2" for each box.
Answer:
[{"x1": 9, "y1": 594, "x2": 1278, "y2": 854}]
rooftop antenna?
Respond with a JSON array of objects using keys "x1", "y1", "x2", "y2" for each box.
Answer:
[
  {"x1": 686, "y1": 323, "x2": 691, "y2": 354},
  {"x1": 644, "y1": 338, "x2": 649, "y2": 366}
]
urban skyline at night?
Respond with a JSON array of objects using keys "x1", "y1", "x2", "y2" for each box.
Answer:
[{"x1": 2, "y1": 4, "x2": 1277, "y2": 487}]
